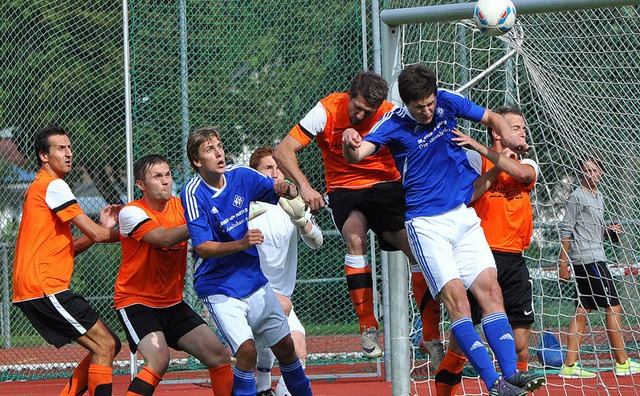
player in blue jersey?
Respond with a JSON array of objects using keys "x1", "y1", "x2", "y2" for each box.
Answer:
[
  {"x1": 181, "y1": 126, "x2": 312, "y2": 396},
  {"x1": 342, "y1": 64, "x2": 544, "y2": 396}
]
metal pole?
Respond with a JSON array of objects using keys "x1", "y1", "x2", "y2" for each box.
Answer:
[
  {"x1": 388, "y1": 251, "x2": 410, "y2": 396},
  {"x1": 2, "y1": 244, "x2": 10, "y2": 348},
  {"x1": 122, "y1": 0, "x2": 134, "y2": 202},
  {"x1": 371, "y1": 0, "x2": 382, "y2": 74},
  {"x1": 179, "y1": 0, "x2": 190, "y2": 186},
  {"x1": 122, "y1": 0, "x2": 135, "y2": 377},
  {"x1": 381, "y1": 0, "x2": 640, "y2": 26},
  {"x1": 361, "y1": 0, "x2": 368, "y2": 70},
  {"x1": 380, "y1": 251, "x2": 391, "y2": 380}
]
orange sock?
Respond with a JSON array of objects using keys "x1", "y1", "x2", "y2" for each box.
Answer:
[
  {"x1": 209, "y1": 363, "x2": 234, "y2": 396},
  {"x1": 435, "y1": 351, "x2": 466, "y2": 396},
  {"x1": 345, "y1": 264, "x2": 378, "y2": 333},
  {"x1": 60, "y1": 354, "x2": 91, "y2": 396},
  {"x1": 411, "y1": 272, "x2": 441, "y2": 341},
  {"x1": 88, "y1": 364, "x2": 112, "y2": 396},
  {"x1": 126, "y1": 366, "x2": 162, "y2": 396},
  {"x1": 516, "y1": 360, "x2": 528, "y2": 372}
]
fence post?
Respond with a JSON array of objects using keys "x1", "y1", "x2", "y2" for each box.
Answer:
[{"x1": 2, "y1": 243, "x2": 11, "y2": 348}]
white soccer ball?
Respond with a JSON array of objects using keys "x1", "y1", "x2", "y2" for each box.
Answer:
[{"x1": 473, "y1": 0, "x2": 517, "y2": 37}]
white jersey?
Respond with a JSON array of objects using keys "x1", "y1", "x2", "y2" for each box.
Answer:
[{"x1": 249, "y1": 202, "x2": 298, "y2": 297}]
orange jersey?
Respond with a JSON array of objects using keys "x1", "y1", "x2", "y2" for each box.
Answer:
[
  {"x1": 114, "y1": 196, "x2": 188, "y2": 309},
  {"x1": 12, "y1": 170, "x2": 85, "y2": 302},
  {"x1": 288, "y1": 92, "x2": 400, "y2": 193},
  {"x1": 472, "y1": 156, "x2": 537, "y2": 253}
]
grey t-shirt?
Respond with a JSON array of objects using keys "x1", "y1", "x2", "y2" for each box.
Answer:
[{"x1": 559, "y1": 187, "x2": 607, "y2": 264}]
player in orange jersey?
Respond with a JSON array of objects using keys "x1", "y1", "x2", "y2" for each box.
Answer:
[
  {"x1": 114, "y1": 154, "x2": 233, "y2": 396},
  {"x1": 12, "y1": 124, "x2": 122, "y2": 396},
  {"x1": 274, "y1": 71, "x2": 444, "y2": 362},
  {"x1": 436, "y1": 107, "x2": 544, "y2": 395}
]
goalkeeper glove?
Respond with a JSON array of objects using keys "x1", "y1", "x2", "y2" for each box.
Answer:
[
  {"x1": 248, "y1": 202, "x2": 267, "y2": 221},
  {"x1": 278, "y1": 196, "x2": 309, "y2": 228}
]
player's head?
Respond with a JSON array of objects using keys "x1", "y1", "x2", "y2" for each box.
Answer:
[
  {"x1": 398, "y1": 65, "x2": 438, "y2": 125},
  {"x1": 187, "y1": 126, "x2": 225, "y2": 175},
  {"x1": 134, "y1": 154, "x2": 173, "y2": 202},
  {"x1": 347, "y1": 71, "x2": 389, "y2": 125},
  {"x1": 489, "y1": 106, "x2": 528, "y2": 150},
  {"x1": 249, "y1": 146, "x2": 283, "y2": 180},
  {"x1": 579, "y1": 155, "x2": 604, "y2": 189},
  {"x1": 34, "y1": 124, "x2": 73, "y2": 177}
]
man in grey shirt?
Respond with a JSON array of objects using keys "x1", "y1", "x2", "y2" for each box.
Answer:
[{"x1": 558, "y1": 156, "x2": 640, "y2": 378}]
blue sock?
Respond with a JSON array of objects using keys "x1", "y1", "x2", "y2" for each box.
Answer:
[
  {"x1": 451, "y1": 317, "x2": 499, "y2": 389},
  {"x1": 482, "y1": 312, "x2": 517, "y2": 379},
  {"x1": 233, "y1": 366, "x2": 256, "y2": 396},
  {"x1": 279, "y1": 359, "x2": 312, "y2": 396}
]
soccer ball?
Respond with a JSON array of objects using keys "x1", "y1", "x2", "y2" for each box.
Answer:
[{"x1": 473, "y1": 0, "x2": 517, "y2": 37}]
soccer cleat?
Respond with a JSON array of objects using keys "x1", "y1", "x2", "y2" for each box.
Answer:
[
  {"x1": 488, "y1": 376, "x2": 527, "y2": 396},
  {"x1": 559, "y1": 363, "x2": 596, "y2": 379},
  {"x1": 506, "y1": 370, "x2": 546, "y2": 391},
  {"x1": 257, "y1": 389, "x2": 277, "y2": 396},
  {"x1": 615, "y1": 358, "x2": 640, "y2": 376},
  {"x1": 361, "y1": 327, "x2": 383, "y2": 359},
  {"x1": 419, "y1": 338, "x2": 446, "y2": 369}
]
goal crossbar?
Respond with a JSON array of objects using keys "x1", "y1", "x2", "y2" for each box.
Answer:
[{"x1": 381, "y1": 0, "x2": 640, "y2": 26}]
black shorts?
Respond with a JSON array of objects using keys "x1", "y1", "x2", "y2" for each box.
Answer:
[
  {"x1": 326, "y1": 182, "x2": 406, "y2": 251},
  {"x1": 14, "y1": 290, "x2": 100, "y2": 348},
  {"x1": 116, "y1": 301, "x2": 206, "y2": 353},
  {"x1": 470, "y1": 251, "x2": 534, "y2": 326},
  {"x1": 573, "y1": 261, "x2": 620, "y2": 310}
]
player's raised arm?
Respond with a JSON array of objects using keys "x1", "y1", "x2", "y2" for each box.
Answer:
[
  {"x1": 274, "y1": 135, "x2": 324, "y2": 210},
  {"x1": 452, "y1": 128, "x2": 534, "y2": 184},
  {"x1": 342, "y1": 128, "x2": 377, "y2": 164}
]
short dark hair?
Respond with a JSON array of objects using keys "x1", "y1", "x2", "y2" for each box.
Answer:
[
  {"x1": 397, "y1": 64, "x2": 437, "y2": 104},
  {"x1": 186, "y1": 126, "x2": 222, "y2": 172},
  {"x1": 34, "y1": 124, "x2": 68, "y2": 167},
  {"x1": 348, "y1": 71, "x2": 389, "y2": 109},
  {"x1": 487, "y1": 105, "x2": 525, "y2": 141},
  {"x1": 134, "y1": 154, "x2": 169, "y2": 183},
  {"x1": 249, "y1": 146, "x2": 275, "y2": 170},
  {"x1": 579, "y1": 154, "x2": 605, "y2": 175}
]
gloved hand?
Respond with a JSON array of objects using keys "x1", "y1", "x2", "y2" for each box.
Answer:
[
  {"x1": 248, "y1": 202, "x2": 267, "y2": 221},
  {"x1": 278, "y1": 196, "x2": 308, "y2": 228}
]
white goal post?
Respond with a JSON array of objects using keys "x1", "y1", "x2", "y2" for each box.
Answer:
[{"x1": 379, "y1": 1, "x2": 640, "y2": 395}]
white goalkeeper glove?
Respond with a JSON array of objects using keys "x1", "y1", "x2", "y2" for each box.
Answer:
[
  {"x1": 278, "y1": 196, "x2": 309, "y2": 228},
  {"x1": 248, "y1": 202, "x2": 267, "y2": 221}
]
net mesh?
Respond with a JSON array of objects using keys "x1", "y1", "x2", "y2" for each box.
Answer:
[
  {"x1": 0, "y1": 0, "x2": 382, "y2": 383},
  {"x1": 384, "y1": 1, "x2": 640, "y2": 394}
]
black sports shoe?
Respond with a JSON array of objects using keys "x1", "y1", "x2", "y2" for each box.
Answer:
[
  {"x1": 506, "y1": 370, "x2": 547, "y2": 391},
  {"x1": 257, "y1": 389, "x2": 276, "y2": 396},
  {"x1": 488, "y1": 377, "x2": 527, "y2": 396}
]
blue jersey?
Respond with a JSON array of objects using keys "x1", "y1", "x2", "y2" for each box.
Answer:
[
  {"x1": 365, "y1": 89, "x2": 486, "y2": 218},
  {"x1": 181, "y1": 165, "x2": 279, "y2": 299}
]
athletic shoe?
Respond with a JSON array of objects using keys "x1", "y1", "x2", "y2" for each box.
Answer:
[
  {"x1": 506, "y1": 370, "x2": 546, "y2": 391},
  {"x1": 257, "y1": 389, "x2": 276, "y2": 396},
  {"x1": 419, "y1": 338, "x2": 446, "y2": 369},
  {"x1": 488, "y1": 376, "x2": 527, "y2": 396},
  {"x1": 615, "y1": 358, "x2": 640, "y2": 376},
  {"x1": 559, "y1": 363, "x2": 596, "y2": 379},
  {"x1": 361, "y1": 327, "x2": 383, "y2": 359}
]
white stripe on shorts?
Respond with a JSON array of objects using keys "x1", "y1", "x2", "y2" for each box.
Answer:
[
  {"x1": 117, "y1": 308, "x2": 141, "y2": 345},
  {"x1": 48, "y1": 294, "x2": 88, "y2": 335}
]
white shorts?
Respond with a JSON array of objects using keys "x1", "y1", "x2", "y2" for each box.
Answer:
[
  {"x1": 406, "y1": 204, "x2": 495, "y2": 297},
  {"x1": 201, "y1": 284, "x2": 290, "y2": 355},
  {"x1": 288, "y1": 307, "x2": 305, "y2": 335}
]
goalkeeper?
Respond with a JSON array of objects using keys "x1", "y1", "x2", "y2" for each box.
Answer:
[{"x1": 248, "y1": 146, "x2": 323, "y2": 396}]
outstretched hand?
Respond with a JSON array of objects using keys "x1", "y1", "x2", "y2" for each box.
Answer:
[
  {"x1": 279, "y1": 196, "x2": 308, "y2": 228},
  {"x1": 99, "y1": 204, "x2": 123, "y2": 228},
  {"x1": 451, "y1": 128, "x2": 482, "y2": 151},
  {"x1": 342, "y1": 128, "x2": 362, "y2": 149}
]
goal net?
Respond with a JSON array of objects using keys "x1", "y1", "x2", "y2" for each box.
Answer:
[{"x1": 381, "y1": 0, "x2": 640, "y2": 394}]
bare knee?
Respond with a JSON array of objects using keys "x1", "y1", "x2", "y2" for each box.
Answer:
[
  {"x1": 271, "y1": 335, "x2": 297, "y2": 365},
  {"x1": 235, "y1": 340, "x2": 257, "y2": 371}
]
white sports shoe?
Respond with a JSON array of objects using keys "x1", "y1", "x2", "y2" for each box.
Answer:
[
  {"x1": 419, "y1": 338, "x2": 446, "y2": 369},
  {"x1": 361, "y1": 327, "x2": 383, "y2": 359}
]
